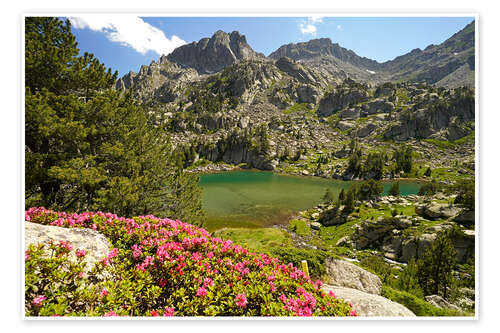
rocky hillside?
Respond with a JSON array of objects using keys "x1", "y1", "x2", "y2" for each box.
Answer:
[
  {"x1": 113, "y1": 24, "x2": 475, "y2": 179},
  {"x1": 269, "y1": 21, "x2": 475, "y2": 88}
]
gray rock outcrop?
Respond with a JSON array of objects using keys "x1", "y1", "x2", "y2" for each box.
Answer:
[
  {"x1": 424, "y1": 295, "x2": 461, "y2": 311},
  {"x1": 324, "y1": 258, "x2": 382, "y2": 295},
  {"x1": 167, "y1": 30, "x2": 263, "y2": 74},
  {"x1": 322, "y1": 285, "x2": 416, "y2": 317},
  {"x1": 25, "y1": 222, "x2": 111, "y2": 272},
  {"x1": 317, "y1": 88, "x2": 368, "y2": 117},
  {"x1": 415, "y1": 203, "x2": 462, "y2": 220}
]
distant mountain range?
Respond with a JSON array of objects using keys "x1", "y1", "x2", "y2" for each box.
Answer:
[{"x1": 121, "y1": 20, "x2": 474, "y2": 88}]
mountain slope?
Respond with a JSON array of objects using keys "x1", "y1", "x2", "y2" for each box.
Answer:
[
  {"x1": 166, "y1": 30, "x2": 264, "y2": 74},
  {"x1": 268, "y1": 21, "x2": 475, "y2": 88}
]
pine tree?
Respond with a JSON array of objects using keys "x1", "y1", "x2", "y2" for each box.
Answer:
[
  {"x1": 416, "y1": 230, "x2": 457, "y2": 299},
  {"x1": 25, "y1": 17, "x2": 205, "y2": 225},
  {"x1": 388, "y1": 181, "x2": 400, "y2": 196},
  {"x1": 338, "y1": 188, "x2": 345, "y2": 202},
  {"x1": 358, "y1": 179, "x2": 383, "y2": 200},
  {"x1": 322, "y1": 188, "x2": 335, "y2": 204},
  {"x1": 397, "y1": 258, "x2": 422, "y2": 296}
]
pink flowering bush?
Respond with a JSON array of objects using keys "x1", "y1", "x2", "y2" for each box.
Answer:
[{"x1": 25, "y1": 207, "x2": 355, "y2": 317}]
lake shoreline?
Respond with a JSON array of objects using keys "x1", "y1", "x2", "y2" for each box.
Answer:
[
  {"x1": 198, "y1": 170, "x2": 424, "y2": 231},
  {"x1": 192, "y1": 164, "x2": 430, "y2": 184}
]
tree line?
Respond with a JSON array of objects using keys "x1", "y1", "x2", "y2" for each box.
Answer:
[{"x1": 25, "y1": 17, "x2": 205, "y2": 226}]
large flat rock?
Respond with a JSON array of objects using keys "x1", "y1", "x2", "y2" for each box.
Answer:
[
  {"x1": 25, "y1": 222, "x2": 111, "y2": 271},
  {"x1": 322, "y1": 285, "x2": 416, "y2": 317},
  {"x1": 325, "y1": 258, "x2": 382, "y2": 295}
]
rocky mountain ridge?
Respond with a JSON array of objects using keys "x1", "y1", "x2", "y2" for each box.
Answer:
[
  {"x1": 167, "y1": 30, "x2": 265, "y2": 74},
  {"x1": 113, "y1": 22, "x2": 475, "y2": 179},
  {"x1": 269, "y1": 21, "x2": 475, "y2": 88}
]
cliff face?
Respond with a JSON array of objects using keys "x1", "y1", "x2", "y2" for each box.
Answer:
[{"x1": 166, "y1": 30, "x2": 264, "y2": 74}]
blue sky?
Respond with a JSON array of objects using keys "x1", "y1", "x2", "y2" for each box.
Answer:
[{"x1": 68, "y1": 16, "x2": 475, "y2": 77}]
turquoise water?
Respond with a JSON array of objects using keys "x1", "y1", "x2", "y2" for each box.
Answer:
[{"x1": 199, "y1": 171, "x2": 422, "y2": 230}]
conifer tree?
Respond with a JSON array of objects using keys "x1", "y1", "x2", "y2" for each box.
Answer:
[
  {"x1": 416, "y1": 230, "x2": 457, "y2": 299},
  {"x1": 322, "y1": 188, "x2": 335, "y2": 204},
  {"x1": 25, "y1": 17, "x2": 205, "y2": 226},
  {"x1": 388, "y1": 181, "x2": 400, "y2": 196}
]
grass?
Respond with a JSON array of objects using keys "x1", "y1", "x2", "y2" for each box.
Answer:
[
  {"x1": 423, "y1": 131, "x2": 475, "y2": 150},
  {"x1": 283, "y1": 102, "x2": 310, "y2": 115},
  {"x1": 204, "y1": 216, "x2": 265, "y2": 233},
  {"x1": 312, "y1": 220, "x2": 358, "y2": 249},
  {"x1": 430, "y1": 167, "x2": 471, "y2": 182},
  {"x1": 288, "y1": 219, "x2": 312, "y2": 237},
  {"x1": 212, "y1": 227, "x2": 293, "y2": 253},
  {"x1": 382, "y1": 286, "x2": 473, "y2": 317}
]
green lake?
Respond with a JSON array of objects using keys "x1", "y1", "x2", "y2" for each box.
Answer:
[{"x1": 198, "y1": 170, "x2": 422, "y2": 231}]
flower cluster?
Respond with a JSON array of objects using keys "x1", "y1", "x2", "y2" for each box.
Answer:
[{"x1": 25, "y1": 207, "x2": 356, "y2": 317}]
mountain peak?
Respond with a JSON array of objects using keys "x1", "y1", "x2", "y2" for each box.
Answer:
[
  {"x1": 167, "y1": 30, "x2": 261, "y2": 73},
  {"x1": 269, "y1": 38, "x2": 380, "y2": 69}
]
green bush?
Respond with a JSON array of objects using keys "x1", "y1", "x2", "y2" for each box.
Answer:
[
  {"x1": 270, "y1": 247, "x2": 327, "y2": 280},
  {"x1": 382, "y1": 286, "x2": 469, "y2": 317},
  {"x1": 388, "y1": 181, "x2": 400, "y2": 197},
  {"x1": 288, "y1": 220, "x2": 312, "y2": 237},
  {"x1": 418, "y1": 181, "x2": 441, "y2": 196},
  {"x1": 25, "y1": 207, "x2": 354, "y2": 317}
]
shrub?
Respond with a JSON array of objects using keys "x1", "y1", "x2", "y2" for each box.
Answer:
[
  {"x1": 452, "y1": 179, "x2": 475, "y2": 210},
  {"x1": 358, "y1": 179, "x2": 383, "y2": 201},
  {"x1": 25, "y1": 207, "x2": 355, "y2": 317},
  {"x1": 418, "y1": 181, "x2": 441, "y2": 196},
  {"x1": 288, "y1": 220, "x2": 312, "y2": 237},
  {"x1": 388, "y1": 181, "x2": 400, "y2": 197},
  {"x1": 269, "y1": 247, "x2": 328, "y2": 280},
  {"x1": 382, "y1": 286, "x2": 469, "y2": 317},
  {"x1": 359, "y1": 255, "x2": 392, "y2": 283},
  {"x1": 322, "y1": 188, "x2": 335, "y2": 204}
]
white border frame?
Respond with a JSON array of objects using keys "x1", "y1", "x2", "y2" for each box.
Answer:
[{"x1": 19, "y1": 12, "x2": 479, "y2": 322}]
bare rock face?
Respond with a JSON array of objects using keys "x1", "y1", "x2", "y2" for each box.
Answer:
[
  {"x1": 324, "y1": 258, "x2": 382, "y2": 295},
  {"x1": 415, "y1": 203, "x2": 462, "y2": 220},
  {"x1": 317, "y1": 89, "x2": 368, "y2": 117},
  {"x1": 425, "y1": 295, "x2": 461, "y2": 311},
  {"x1": 322, "y1": 285, "x2": 416, "y2": 317},
  {"x1": 167, "y1": 30, "x2": 263, "y2": 74},
  {"x1": 25, "y1": 222, "x2": 111, "y2": 272}
]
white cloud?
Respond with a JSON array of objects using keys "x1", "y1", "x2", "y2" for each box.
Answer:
[
  {"x1": 299, "y1": 23, "x2": 317, "y2": 35},
  {"x1": 69, "y1": 15, "x2": 186, "y2": 56},
  {"x1": 337, "y1": 25, "x2": 342, "y2": 30},
  {"x1": 310, "y1": 16, "x2": 323, "y2": 24}
]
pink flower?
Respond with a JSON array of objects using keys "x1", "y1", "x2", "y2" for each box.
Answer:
[
  {"x1": 328, "y1": 290, "x2": 336, "y2": 298},
  {"x1": 235, "y1": 293, "x2": 247, "y2": 308},
  {"x1": 32, "y1": 295, "x2": 46, "y2": 307},
  {"x1": 100, "y1": 289, "x2": 108, "y2": 298},
  {"x1": 203, "y1": 277, "x2": 213, "y2": 288},
  {"x1": 104, "y1": 311, "x2": 119, "y2": 317},
  {"x1": 75, "y1": 249, "x2": 86, "y2": 258},
  {"x1": 132, "y1": 244, "x2": 142, "y2": 259},
  {"x1": 350, "y1": 309, "x2": 357, "y2": 316},
  {"x1": 196, "y1": 287, "x2": 207, "y2": 297},
  {"x1": 108, "y1": 248, "x2": 118, "y2": 259},
  {"x1": 59, "y1": 240, "x2": 73, "y2": 251},
  {"x1": 163, "y1": 307, "x2": 175, "y2": 317}
]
